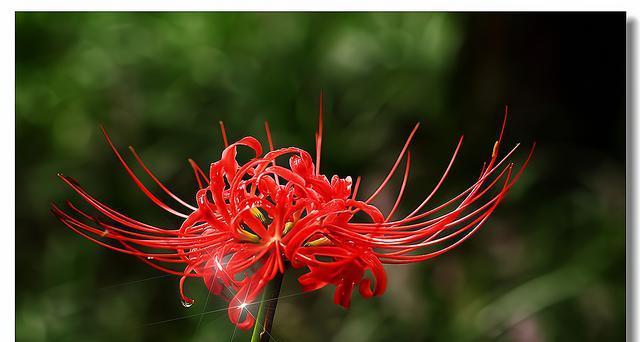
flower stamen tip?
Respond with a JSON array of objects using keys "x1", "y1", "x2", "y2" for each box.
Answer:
[
  {"x1": 283, "y1": 221, "x2": 294, "y2": 235},
  {"x1": 250, "y1": 206, "x2": 266, "y2": 222}
]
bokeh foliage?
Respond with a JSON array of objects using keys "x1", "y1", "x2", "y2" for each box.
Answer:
[{"x1": 16, "y1": 12, "x2": 625, "y2": 341}]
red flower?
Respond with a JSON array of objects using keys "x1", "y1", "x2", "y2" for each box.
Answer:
[{"x1": 52, "y1": 96, "x2": 533, "y2": 330}]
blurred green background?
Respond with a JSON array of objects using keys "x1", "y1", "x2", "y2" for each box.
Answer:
[{"x1": 16, "y1": 13, "x2": 625, "y2": 341}]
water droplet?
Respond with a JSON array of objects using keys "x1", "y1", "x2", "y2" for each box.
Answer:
[
  {"x1": 181, "y1": 299, "x2": 194, "y2": 308},
  {"x1": 147, "y1": 256, "x2": 154, "y2": 260}
]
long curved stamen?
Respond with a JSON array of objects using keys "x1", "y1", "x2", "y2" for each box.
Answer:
[
  {"x1": 385, "y1": 151, "x2": 411, "y2": 222},
  {"x1": 219, "y1": 121, "x2": 230, "y2": 148},
  {"x1": 100, "y1": 126, "x2": 189, "y2": 218},
  {"x1": 315, "y1": 91, "x2": 324, "y2": 175},
  {"x1": 365, "y1": 123, "x2": 420, "y2": 204},
  {"x1": 187, "y1": 158, "x2": 208, "y2": 189},
  {"x1": 129, "y1": 146, "x2": 197, "y2": 211}
]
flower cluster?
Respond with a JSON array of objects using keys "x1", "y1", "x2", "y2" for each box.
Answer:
[{"x1": 52, "y1": 101, "x2": 533, "y2": 330}]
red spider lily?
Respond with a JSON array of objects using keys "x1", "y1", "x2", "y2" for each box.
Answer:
[{"x1": 52, "y1": 96, "x2": 534, "y2": 330}]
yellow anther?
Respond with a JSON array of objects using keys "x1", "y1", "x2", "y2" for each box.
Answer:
[
  {"x1": 305, "y1": 236, "x2": 330, "y2": 247},
  {"x1": 492, "y1": 140, "x2": 500, "y2": 158},
  {"x1": 250, "y1": 207, "x2": 266, "y2": 223},
  {"x1": 283, "y1": 221, "x2": 294, "y2": 235},
  {"x1": 239, "y1": 228, "x2": 261, "y2": 243}
]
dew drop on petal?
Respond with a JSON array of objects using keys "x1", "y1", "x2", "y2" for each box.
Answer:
[
  {"x1": 147, "y1": 256, "x2": 154, "y2": 260},
  {"x1": 181, "y1": 299, "x2": 194, "y2": 308}
]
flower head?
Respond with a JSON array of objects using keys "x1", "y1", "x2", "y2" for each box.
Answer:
[{"x1": 52, "y1": 96, "x2": 533, "y2": 329}]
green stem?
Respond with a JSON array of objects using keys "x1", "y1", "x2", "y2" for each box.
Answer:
[{"x1": 250, "y1": 271, "x2": 284, "y2": 342}]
